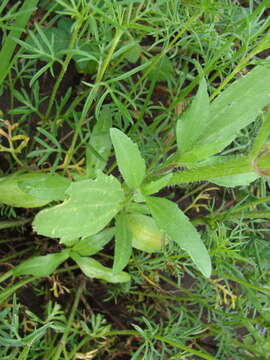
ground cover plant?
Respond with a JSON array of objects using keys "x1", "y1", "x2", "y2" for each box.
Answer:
[{"x1": 1, "y1": 0, "x2": 270, "y2": 359}]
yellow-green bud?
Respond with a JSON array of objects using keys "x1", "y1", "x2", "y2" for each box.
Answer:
[{"x1": 126, "y1": 213, "x2": 166, "y2": 253}]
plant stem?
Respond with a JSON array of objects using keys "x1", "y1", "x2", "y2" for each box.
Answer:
[
  {"x1": 0, "y1": 277, "x2": 35, "y2": 304},
  {"x1": 0, "y1": 270, "x2": 13, "y2": 283},
  {"x1": 0, "y1": 248, "x2": 34, "y2": 265},
  {"x1": 52, "y1": 278, "x2": 85, "y2": 360},
  {"x1": 101, "y1": 330, "x2": 218, "y2": 360},
  {"x1": 63, "y1": 29, "x2": 124, "y2": 170},
  {"x1": 44, "y1": 24, "x2": 81, "y2": 121},
  {"x1": 167, "y1": 153, "x2": 270, "y2": 186},
  {"x1": 168, "y1": 156, "x2": 251, "y2": 185},
  {"x1": 210, "y1": 23, "x2": 270, "y2": 100},
  {"x1": 0, "y1": 218, "x2": 31, "y2": 230}
]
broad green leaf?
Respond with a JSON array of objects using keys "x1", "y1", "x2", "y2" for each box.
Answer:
[
  {"x1": 13, "y1": 250, "x2": 70, "y2": 277},
  {"x1": 71, "y1": 253, "x2": 130, "y2": 283},
  {"x1": 126, "y1": 213, "x2": 165, "y2": 253},
  {"x1": 33, "y1": 172, "x2": 125, "y2": 243},
  {"x1": 176, "y1": 78, "x2": 210, "y2": 155},
  {"x1": 18, "y1": 173, "x2": 71, "y2": 201},
  {"x1": 113, "y1": 213, "x2": 132, "y2": 273},
  {"x1": 0, "y1": 173, "x2": 51, "y2": 208},
  {"x1": 178, "y1": 66, "x2": 270, "y2": 162},
  {"x1": 72, "y1": 227, "x2": 115, "y2": 256},
  {"x1": 176, "y1": 142, "x2": 222, "y2": 163},
  {"x1": 146, "y1": 196, "x2": 212, "y2": 277},
  {"x1": 210, "y1": 173, "x2": 260, "y2": 187},
  {"x1": 86, "y1": 107, "x2": 112, "y2": 177},
  {"x1": 208, "y1": 66, "x2": 270, "y2": 142},
  {"x1": 141, "y1": 173, "x2": 173, "y2": 195},
  {"x1": 110, "y1": 128, "x2": 146, "y2": 189}
]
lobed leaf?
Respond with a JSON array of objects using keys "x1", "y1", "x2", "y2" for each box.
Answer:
[{"x1": 33, "y1": 172, "x2": 125, "y2": 243}]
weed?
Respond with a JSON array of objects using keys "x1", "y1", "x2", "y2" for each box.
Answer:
[{"x1": 1, "y1": 0, "x2": 270, "y2": 358}]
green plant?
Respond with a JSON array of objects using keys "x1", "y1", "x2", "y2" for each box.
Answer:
[
  {"x1": 2, "y1": 1, "x2": 270, "y2": 359},
  {"x1": 0, "y1": 62, "x2": 269, "y2": 285}
]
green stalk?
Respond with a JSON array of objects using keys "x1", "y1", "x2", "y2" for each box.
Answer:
[
  {"x1": 168, "y1": 156, "x2": 251, "y2": 185},
  {"x1": 63, "y1": 29, "x2": 124, "y2": 170},
  {"x1": 192, "y1": 194, "x2": 270, "y2": 225},
  {"x1": 101, "y1": 330, "x2": 218, "y2": 360},
  {"x1": 210, "y1": 25, "x2": 270, "y2": 100},
  {"x1": 0, "y1": 270, "x2": 13, "y2": 283},
  {"x1": 44, "y1": 24, "x2": 81, "y2": 121},
  {"x1": 0, "y1": 277, "x2": 35, "y2": 304},
  {"x1": 0, "y1": 218, "x2": 30, "y2": 230},
  {"x1": 0, "y1": 248, "x2": 33, "y2": 265},
  {"x1": 51, "y1": 279, "x2": 85, "y2": 360},
  {"x1": 167, "y1": 153, "x2": 270, "y2": 186},
  {"x1": 128, "y1": 11, "x2": 202, "y2": 97},
  {"x1": 17, "y1": 345, "x2": 31, "y2": 360},
  {"x1": 0, "y1": 0, "x2": 39, "y2": 86},
  {"x1": 96, "y1": 29, "x2": 123, "y2": 83}
]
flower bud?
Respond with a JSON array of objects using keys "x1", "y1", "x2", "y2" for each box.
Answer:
[{"x1": 126, "y1": 213, "x2": 166, "y2": 253}]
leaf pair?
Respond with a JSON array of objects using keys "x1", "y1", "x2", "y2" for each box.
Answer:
[
  {"x1": 110, "y1": 128, "x2": 211, "y2": 277},
  {"x1": 14, "y1": 247, "x2": 130, "y2": 283},
  {"x1": 33, "y1": 171, "x2": 124, "y2": 244},
  {"x1": 176, "y1": 66, "x2": 270, "y2": 165}
]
